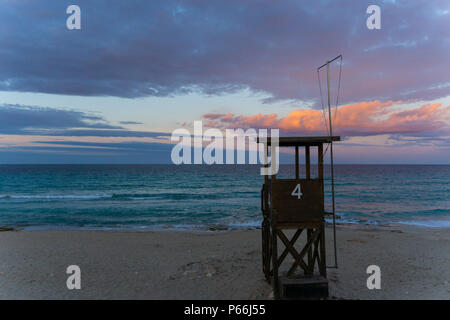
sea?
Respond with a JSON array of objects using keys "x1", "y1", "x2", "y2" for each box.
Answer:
[{"x1": 0, "y1": 164, "x2": 449, "y2": 231}]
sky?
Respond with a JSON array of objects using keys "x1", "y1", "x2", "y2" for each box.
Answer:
[{"x1": 0, "y1": 0, "x2": 449, "y2": 164}]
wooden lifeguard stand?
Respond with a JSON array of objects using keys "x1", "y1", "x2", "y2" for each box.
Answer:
[{"x1": 259, "y1": 136, "x2": 340, "y2": 299}]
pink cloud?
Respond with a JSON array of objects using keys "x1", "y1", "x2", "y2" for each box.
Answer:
[{"x1": 202, "y1": 100, "x2": 450, "y2": 137}]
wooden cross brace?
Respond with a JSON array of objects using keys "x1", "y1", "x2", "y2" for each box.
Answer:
[{"x1": 276, "y1": 228, "x2": 321, "y2": 276}]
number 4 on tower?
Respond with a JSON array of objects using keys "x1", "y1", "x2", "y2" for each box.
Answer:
[{"x1": 291, "y1": 184, "x2": 302, "y2": 199}]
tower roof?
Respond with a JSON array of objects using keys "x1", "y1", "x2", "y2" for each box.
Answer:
[{"x1": 257, "y1": 136, "x2": 340, "y2": 146}]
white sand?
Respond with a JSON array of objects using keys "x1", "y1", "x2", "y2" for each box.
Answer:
[{"x1": 0, "y1": 225, "x2": 448, "y2": 299}]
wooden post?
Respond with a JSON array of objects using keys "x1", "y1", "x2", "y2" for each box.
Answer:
[
  {"x1": 320, "y1": 224, "x2": 327, "y2": 277},
  {"x1": 318, "y1": 143, "x2": 326, "y2": 277},
  {"x1": 305, "y1": 146, "x2": 310, "y2": 180},
  {"x1": 318, "y1": 144, "x2": 323, "y2": 180},
  {"x1": 264, "y1": 144, "x2": 269, "y2": 213},
  {"x1": 271, "y1": 222, "x2": 279, "y2": 299}
]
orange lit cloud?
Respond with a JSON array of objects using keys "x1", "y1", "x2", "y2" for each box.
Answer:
[{"x1": 203, "y1": 100, "x2": 450, "y2": 137}]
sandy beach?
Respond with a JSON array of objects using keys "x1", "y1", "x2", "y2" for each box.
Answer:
[{"x1": 0, "y1": 224, "x2": 448, "y2": 300}]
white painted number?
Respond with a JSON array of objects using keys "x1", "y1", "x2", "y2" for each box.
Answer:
[{"x1": 291, "y1": 184, "x2": 302, "y2": 199}]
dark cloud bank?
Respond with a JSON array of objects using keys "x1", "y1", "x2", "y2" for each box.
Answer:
[{"x1": 0, "y1": 0, "x2": 449, "y2": 104}]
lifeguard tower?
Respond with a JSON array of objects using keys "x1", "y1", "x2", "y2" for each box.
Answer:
[
  {"x1": 258, "y1": 56, "x2": 342, "y2": 299},
  {"x1": 259, "y1": 136, "x2": 339, "y2": 299}
]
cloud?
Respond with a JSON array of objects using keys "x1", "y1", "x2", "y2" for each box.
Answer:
[
  {"x1": 387, "y1": 134, "x2": 450, "y2": 147},
  {"x1": 0, "y1": 104, "x2": 170, "y2": 138},
  {"x1": 1, "y1": 139, "x2": 302, "y2": 164},
  {"x1": 202, "y1": 100, "x2": 450, "y2": 137},
  {"x1": 34, "y1": 129, "x2": 170, "y2": 138},
  {"x1": 15, "y1": 140, "x2": 173, "y2": 152},
  {"x1": 0, "y1": 104, "x2": 121, "y2": 134},
  {"x1": 2, "y1": 136, "x2": 448, "y2": 164},
  {"x1": 0, "y1": 1, "x2": 449, "y2": 103},
  {"x1": 119, "y1": 121, "x2": 143, "y2": 125}
]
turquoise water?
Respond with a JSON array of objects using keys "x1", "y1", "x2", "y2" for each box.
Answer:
[{"x1": 0, "y1": 165, "x2": 449, "y2": 230}]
